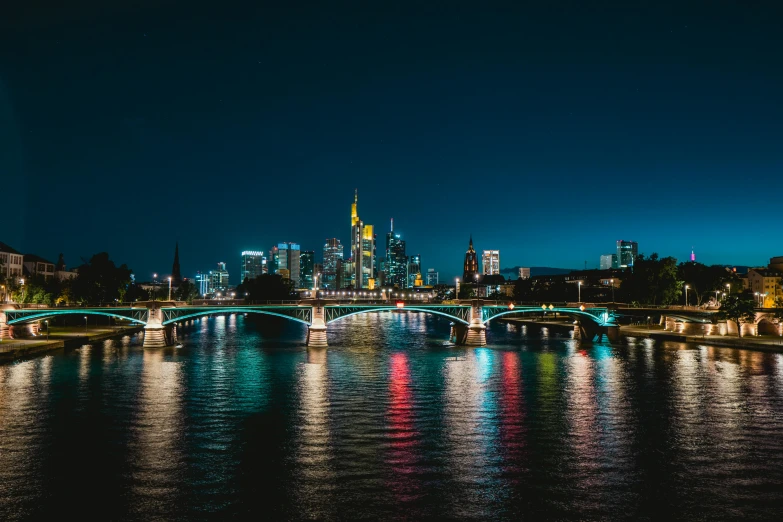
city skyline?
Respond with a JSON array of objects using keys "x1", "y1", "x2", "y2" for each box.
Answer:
[{"x1": 3, "y1": 4, "x2": 781, "y2": 282}]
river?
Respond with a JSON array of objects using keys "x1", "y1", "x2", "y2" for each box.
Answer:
[{"x1": 1, "y1": 312, "x2": 782, "y2": 520}]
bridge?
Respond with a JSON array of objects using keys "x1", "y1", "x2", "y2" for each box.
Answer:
[{"x1": 1, "y1": 300, "x2": 620, "y2": 348}]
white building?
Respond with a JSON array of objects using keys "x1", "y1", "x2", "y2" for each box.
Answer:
[
  {"x1": 518, "y1": 267, "x2": 530, "y2": 280},
  {"x1": 482, "y1": 250, "x2": 500, "y2": 275},
  {"x1": 23, "y1": 254, "x2": 56, "y2": 280},
  {"x1": 0, "y1": 242, "x2": 24, "y2": 279}
]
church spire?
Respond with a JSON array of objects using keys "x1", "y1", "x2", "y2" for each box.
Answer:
[{"x1": 171, "y1": 242, "x2": 182, "y2": 285}]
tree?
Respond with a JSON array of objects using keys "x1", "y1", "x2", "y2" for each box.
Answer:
[
  {"x1": 174, "y1": 280, "x2": 199, "y2": 304},
  {"x1": 678, "y1": 262, "x2": 739, "y2": 306},
  {"x1": 716, "y1": 293, "x2": 757, "y2": 338},
  {"x1": 71, "y1": 253, "x2": 132, "y2": 305},
  {"x1": 621, "y1": 254, "x2": 682, "y2": 305},
  {"x1": 237, "y1": 274, "x2": 295, "y2": 302}
]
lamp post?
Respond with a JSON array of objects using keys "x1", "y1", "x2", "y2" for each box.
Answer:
[
  {"x1": 84, "y1": 316, "x2": 88, "y2": 334},
  {"x1": 153, "y1": 273, "x2": 158, "y2": 300},
  {"x1": 578, "y1": 281, "x2": 582, "y2": 303},
  {"x1": 726, "y1": 283, "x2": 731, "y2": 295},
  {"x1": 168, "y1": 277, "x2": 172, "y2": 301},
  {"x1": 45, "y1": 320, "x2": 49, "y2": 341},
  {"x1": 684, "y1": 285, "x2": 689, "y2": 307},
  {"x1": 474, "y1": 273, "x2": 479, "y2": 298},
  {"x1": 455, "y1": 278, "x2": 460, "y2": 300},
  {"x1": 610, "y1": 279, "x2": 615, "y2": 303}
]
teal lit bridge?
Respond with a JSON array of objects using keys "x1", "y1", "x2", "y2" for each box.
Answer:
[{"x1": 1, "y1": 300, "x2": 620, "y2": 347}]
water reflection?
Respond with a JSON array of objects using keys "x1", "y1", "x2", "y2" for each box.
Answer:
[
  {"x1": 127, "y1": 349, "x2": 184, "y2": 515},
  {"x1": 442, "y1": 348, "x2": 499, "y2": 518},
  {"x1": 2, "y1": 316, "x2": 783, "y2": 520},
  {"x1": 294, "y1": 348, "x2": 334, "y2": 518},
  {"x1": 0, "y1": 359, "x2": 53, "y2": 517},
  {"x1": 386, "y1": 352, "x2": 421, "y2": 502}
]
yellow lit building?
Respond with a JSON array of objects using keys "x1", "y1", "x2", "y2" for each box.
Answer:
[{"x1": 747, "y1": 268, "x2": 783, "y2": 308}]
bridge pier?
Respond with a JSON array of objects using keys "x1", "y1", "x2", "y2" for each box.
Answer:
[
  {"x1": 143, "y1": 306, "x2": 169, "y2": 348},
  {"x1": 463, "y1": 300, "x2": 487, "y2": 346},
  {"x1": 574, "y1": 321, "x2": 620, "y2": 342},
  {"x1": 0, "y1": 311, "x2": 8, "y2": 340},
  {"x1": 306, "y1": 303, "x2": 328, "y2": 347}
]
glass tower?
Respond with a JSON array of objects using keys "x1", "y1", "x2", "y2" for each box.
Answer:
[
  {"x1": 300, "y1": 250, "x2": 315, "y2": 289},
  {"x1": 322, "y1": 238, "x2": 344, "y2": 290},
  {"x1": 277, "y1": 243, "x2": 301, "y2": 286},
  {"x1": 241, "y1": 251, "x2": 266, "y2": 283},
  {"x1": 385, "y1": 219, "x2": 407, "y2": 288},
  {"x1": 616, "y1": 240, "x2": 638, "y2": 268}
]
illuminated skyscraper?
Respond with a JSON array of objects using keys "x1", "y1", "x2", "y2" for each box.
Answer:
[
  {"x1": 616, "y1": 240, "x2": 638, "y2": 268},
  {"x1": 276, "y1": 243, "x2": 301, "y2": 286},
  {"x1": 300, "y1": 250, "x2": 315, "y2": 289},
  {"x1": 241, "y1": 251, "x2": 266, "y2": 283},
  {"x1": 349, "y1": 190, "x2": 375, "y2": 289},
  {"x1": 463, "y1": 236, "x2": 478, "y2": 282},
  {"x1": 407, "y1": 254, "x2": 421, "y2": 288},
  {"x1": 195, "y1": 271, "x2": 210, "y2": 296},
  {"x1": 600, "y1": 254, "x2": 618, "y2": 270},
  {"x1": 385, "y1": 219, "x2": 407, "y2": 287},
  {"x1": 426, "y1": 268, "x2": 439, "y2": 286},
  {"x1": 209, "y1": 262, "x2": 229, "y2": 294},
  {"x1": 481, "y1": 250, "x2": 500, "y2": 275},
  {"x1": 322, "y1": 238, "x2": 344, "y2": 289}
]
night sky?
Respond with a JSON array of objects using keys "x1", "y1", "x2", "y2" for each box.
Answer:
[{"x1": 3, "y1": 2, "x2": 782, "y2": 283}]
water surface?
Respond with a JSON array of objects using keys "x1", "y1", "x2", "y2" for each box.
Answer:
[{"x1": 1, "y1": 313, "x2": 782, "y2": 520}]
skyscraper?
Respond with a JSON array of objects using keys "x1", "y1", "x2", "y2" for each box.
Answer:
[
  {"x1": 349, "y1": 190, "x2": 375, "y2": 289},
  {"x1": 616, "y1": 240, "x2": 638, "y2": 268},
  {"x1": 195, "y1": 271, "x2": 210, "y2": 296},
  {"x1": 241, "y1": 251, "x2": 266, "y2": 283},
  {"x1": 300, "y1": 250, "x2": 315, "y2": 289},
  {"x1": 426, "y1": 268, "x2": 439, "y2": 286},
  {"x1": 323, "y1": 238, "x2": 344, "y2": 290},
  {"x1": 210, "y1": 262, "x2": 229, "y2": 294},
  {"x1": 362, "y1": 225, "x2": 376, "y2": 289},
  {"x1": 385, "y1": 219, "x2": 407, "y2": 287},
  {"x1": 277, "y1": 243, "x2": 301, "y2": 286},
  {"x1": 269, "y1": 245, "x2": 279, "y2": 274},
  {"x1": 407, "y1": 254, "x2": 421, "y2": 288},
  {"x1": 463, "y1": 236, "x2": 478, "y2": 282},
  {"x1": 171, "y1": 242, "x2": 182, "y2": 285},
  {"x1": 481, "y1": 250, "x2": 500, "y2": 275},
  {"x1": 600, "y1": 254, "x2": 618, "y2": 270}
]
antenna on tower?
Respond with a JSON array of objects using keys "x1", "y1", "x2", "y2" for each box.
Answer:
[{"x1": 390, "y1": 218, "x2": 394, "y2": 232}]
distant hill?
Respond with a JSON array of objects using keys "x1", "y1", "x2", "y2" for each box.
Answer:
[{"x1": 500, "y1": 266, "x2": 577, "y2": 279}]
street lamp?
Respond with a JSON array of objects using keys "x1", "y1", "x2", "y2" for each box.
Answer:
[
  {"x1": 610, "y1": 279, "x2": 615, "y2": 302},
  {"x1": 684, "y1": 284, "x2": 689, "y2": 307},
  {"x1": 455, "y1": 278, "x2": 460, "y2": 300},
  {"x1": 168, "y1": 277, "x2": 172, "y2": 301},
  {"x1": 578, "y1": 281, "x2": 582, "y2": 303},
  {"x1": 45, "y1": 320, "x2": 49, "y2": 341},
  {"x1": 474, "y1": 273, "x2": 479, "y2": 298},
  {"x1": 153, "y1": 273, "x2": 158, "y2": 300},
  {"x1": 84, "y1": 316, "x2": 88, "y2": 334},
  {"x1": 726, "y1": 283, "x2": 731, "y2": 295}
]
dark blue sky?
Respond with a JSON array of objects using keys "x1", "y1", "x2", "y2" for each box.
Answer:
[{"x1": 3, "y1": 2, "x2": 782, "y2": 282}]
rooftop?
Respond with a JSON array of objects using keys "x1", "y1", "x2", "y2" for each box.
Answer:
[{"x1": 0, "y1": 241, "x2": 22, "y2": 255}]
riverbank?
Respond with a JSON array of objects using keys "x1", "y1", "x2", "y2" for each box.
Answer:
[
  {"x1": 0, "y1": 326, "x2": 143, "y2": 362},
  {"x1": 500, "y1": 318, "x2": 783, "y2": 352},
  {"x1": 621, "y1": 325, "x2": 783, "y2": 352}
]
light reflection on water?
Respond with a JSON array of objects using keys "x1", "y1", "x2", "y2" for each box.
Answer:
[{"x1": 0, "y1": 314, "x2": 782, "y2": 520}]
